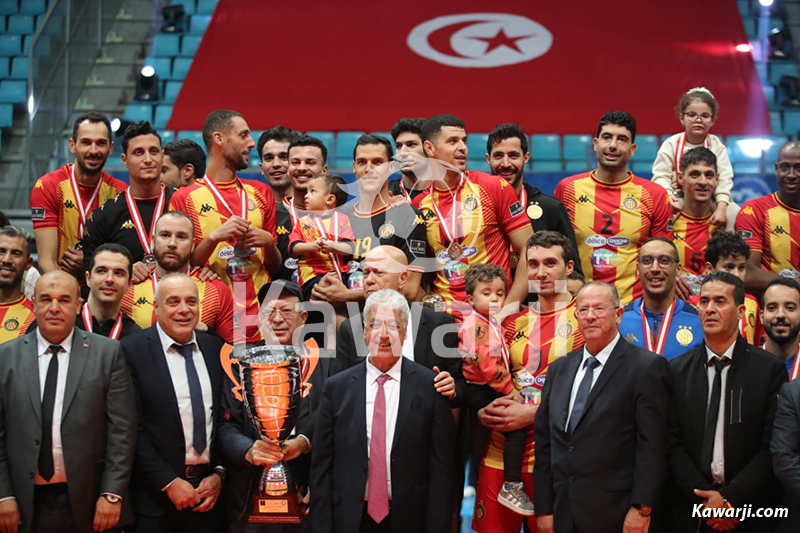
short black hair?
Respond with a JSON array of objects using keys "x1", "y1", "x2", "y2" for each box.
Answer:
[
  {"x1": 702, "y1": 270, "x2": 745, "y2": 306},
  {"x1": 163, "y1": 139, "x2": 206, "y2": 178},
  {"x1": 465, "y1": 263, "x2": 508, "y2": 296},
  {"x1": 121, "y1": 121, "x2": 161, "y2": 154},
  {"x1": 762, "y1": 276, "x2": 800, "y2": 308},
  {"x1": 310, "y1": 173, "x2": 349, "y2": 207},
  {"x1": 257, "y1": 125, "x2": 299, "y2": 160},
  {"x1": 73, "y1": 112, "x2": 112, "y2": 141},
  {"x1": 421, "y1": 114, "x2": 465, "y2": 143},
  {"x1": 487, "y1": 123, "x2": 529, "y2": 155},
  {"x1": 353, "y1": 134, "x2": 393, "y2": 162},
  {"x1": 640, "y1": 237, "x2": 679, "y2": 261},
  {"x1": 89, "y1": 243, "x2": 134, "y2": 281},
  {"x1": 596, "y1": 110, "x2": 637, "y2": 142},
  {"x1": 705, "y1": 231, "x2": 750, "y2": 266},
  {"x1": 202, "y1": 109, "x2": 245, "y2": 151},
  {"x1": 390, "y1": 118, "x2": 425, "y2": 141},
  {"x1": 526, "y1": 231, "x2": 574, "y2": 264},
  {"x1": 288, "y1": 135, "x2": 328, "y2": 164},
  {"x1": 681, "y1": 146, "x2": 718, "y2": 173}
]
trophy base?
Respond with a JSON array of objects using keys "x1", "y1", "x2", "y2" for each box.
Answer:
[{"x1": 248, "y1": 493, "x2": 303, "y2": 523}]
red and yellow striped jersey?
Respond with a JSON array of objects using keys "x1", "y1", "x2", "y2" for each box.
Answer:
[
  {"x1": 482, "y1": 299, "x2": 584, "y2": 472},
  {"x1": 412, "y1": 171, "x2": 530, "y2": 302},
  {"x1": 672, "y1": 212, "x2": 717, "y2": 277},
  {"x1": 120, "y1": 268, "x2": 239, "y2": 343},
  {"x1": 743, "y1": 294, "x2": 765, "y2": 346},
  {"x1": 30, "y1": 164, "x2": 127, "y2": 267},
  {"x1": 169, "y1": 177, "x2": 276, "y2": 332},
  {"x1": 735, "y1": 193, "x2": 800, "y2": 277},
  {"x1": 288, "y1": 213, "x2": 354, "y2": 286},
  {"x1": 555, "y1": 171, "x2": 671, "y2": 305},
  {"x1": 0, "y1": 295, "x2": 35, "y2": 345}
]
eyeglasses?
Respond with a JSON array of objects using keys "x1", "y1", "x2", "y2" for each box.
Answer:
[
  {"x1": 777, "y1": 162, "x2": 800, "y2": 174},
  {"x1": 260, "y1": 307, "x2": 296, "y2": 320},
  {"x1": 683, "y1": 111, "x2": 714, "y2": 122},
  {"x1": 575, "y1": 306, "x2": 619, "y2": 318},
  {"x1": 639, "y1": 255, "x2": 677, "y2": 268}
]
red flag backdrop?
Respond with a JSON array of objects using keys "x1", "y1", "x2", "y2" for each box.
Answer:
[{"x1": 168, "y1": 0, "x2": 769, "y2": 136}]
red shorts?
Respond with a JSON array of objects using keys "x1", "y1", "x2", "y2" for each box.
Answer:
[{"x1": 472, "y1": 464, "x2": 538, "y2": 533}]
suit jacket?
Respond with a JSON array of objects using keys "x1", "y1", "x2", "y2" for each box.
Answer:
[
  {"x1": 0, "y1": 328, "x2": 137, "y2": 533},
  {"x1": 533, "y1": 337, "x2": 671, "y2": 533},
  {"x1": 772, "y1": 379, "x2": 800, "y2": 533},
  {"x1": 333, "y1": 302, "x2": 465, "y2": 406},
  {"x1": 120, "y1": 326, "x2": 224, "y2": 517},
  {"x1": 309, "y1": 358, "x2": 456, "y2": 533},
  {"x1": 666, "y1": 337, "x2": 785, "y2": 533}
]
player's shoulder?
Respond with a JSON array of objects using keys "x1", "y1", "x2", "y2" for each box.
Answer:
[
  {"x1": 501, "y1": 308, "x2": 529, "y2": 330},
  {"x1": 741, "y1": 193, "x2": 778, "y2": 211},
  {"x1": 467, "y1": 170, "x2": 510, "y2": 193},
  {"x1": 630, "y1": 173, "x2": 667, "y2": 194},
  {"x1": 557, "y1": 172, "x2": 593, "y2": 190},
  {"x1": 240, "y1": 177, "x2": 273, "y2": 194},
  {"x1": 170, "y1": 181, "x2": 204, "y2": 202},
  {"x1": 102, "y1": 173, "x2": 128, "y2": 191},
  {"x1": 36, "y1": 165, "x2": 69, "y2": 185},
  {"x1": 675, "y1": 298, "x2": 700, "y2": 316}
]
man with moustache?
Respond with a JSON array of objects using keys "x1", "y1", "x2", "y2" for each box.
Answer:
[
  {"x1": 387, "y1": 118, "x2": 430, "y2": 201},
  {"x1": 0, "y1": 226, "x2": 35, "y2": 344},
  {"x1": 258, "y1": 126, "x2": 298, "y2": 204},
  {"x1": 761, "y1": 277, "x2": 800, "y2": 379},
  {"x1": 161, "y1": 139, "x2": 206, "y2": 189}
]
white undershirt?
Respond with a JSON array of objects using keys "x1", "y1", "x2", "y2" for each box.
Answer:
[{"x1": 705, "y1": 341, "x2": 735, "y2": 485}]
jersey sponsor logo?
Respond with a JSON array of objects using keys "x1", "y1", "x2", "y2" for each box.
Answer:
[
  {"x1": 622, "y1": 196, "x2": 638, "y2": 210},
  {"x1": 200, "y1": 203, "x2": 214, "y2": 214},
  {"x1": 31, "y1": 207, "x2": 46, "y2": 220},
  {"x1": 591, "y1": 248, "x2": 622, "y2": 272},
  {"x1": 736, "y1": 230, "x2": 753, "y2": 239},
  {"x1": 436, "y1": 250, "x2": 451, "y2": 263},
  {"x1": 607, "y1": 236, "x2": 630, "y2": 247},
  {"x1": 667, "y1": 219, "x2": 674, "y2": 231},
  {"x1": 463, "y1": 196, "x2": 479, "y2": 212},
  {"x1": 462, "y1": 246, "x2": 478, "y2": 258},
  {"x1": 347, "y1": 270, "x2": 364, "y2": 291},
  {"x1": 444, "y1": 259, "x2": 469, "y2": 282},
  {"x1": 577, "y1": 195, "x2": 591, "y2": 203},
  {"x1": 779, "y1": 268, "x2": 800, "y2": 278},
  {"x1": 516, "y1": 370, "x2": 535, "y2": 387},
  {"x1": 534, "y1": 374, "x2": 547, "y2": 387},
  {"x1": 585, "y1": 234, "x2": 607, "y2": 247},
  {"x1": 218, "y1": 246, "x2": 236, "y2": 260},
  {"x1": 407, "y1": 13, "x2": 552, "y2": 69},
  {"x1": 409, "y1": 239, "x2": 426, "y2": 255},
  {"x1": 509, "y1": 201, "x2": 524, "y2": 217},
  {"x1": 3, "y1": 318, "x2": 19, "y2": 332},
  {"x1": 284, "y1": 257, "x2": 298, "y2": 270}
]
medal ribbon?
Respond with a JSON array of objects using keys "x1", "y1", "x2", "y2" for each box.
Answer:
[
  {"x1": 203, "y1": 175, "x2": 247, "y2": 220},
  {"x1": 286, "y1": 197, "x2": 299, "y2": 226},
  {"x1": 641, "y1": 299, "x2": 676, "y2": 355},
  {"x1": 429, "y1": 175, "x2": 466, "y2": 247},
  {"x1": 312, "y1": 213, "x2": 343, "y2": 279},
  {"x1": 674, "y1": 133, "x2": 710, "y2": 183},
  {"x1": 473, "y1": 311, "x2": 511, "y2": 370},
  {"x1": 82, "y1": 303, "x2": 123, "y2": 340},
  {"x1": 68, "y1": 164, "x2": 103, "y2": 239},
  {"x1": 400, "y1": 182, "x2": 412, "y2": 202},
  {"x1": 125, "y1": 187, "x2": 165, "y2": 256}
]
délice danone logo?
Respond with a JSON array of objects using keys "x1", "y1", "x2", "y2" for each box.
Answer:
[{"x1": 407, "y1": 13, "x2": 553, "y2": 68}]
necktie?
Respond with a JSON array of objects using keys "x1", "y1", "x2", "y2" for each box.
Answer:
[
  {"x1": 568, "y1": 357, "x2": 601, "y2": 434},
  {"x1": 39, "y1": 345, "x2": 60, "y2": 481},
  {"x1": 701, "y1": 356, "x2": 729, "y2": 479},
  {"x1": 174, "y1": 343, "x2": 207, "y2": 456},
  {"x1": 368, "y1": 374, "x2": 391, "y2": 523}
]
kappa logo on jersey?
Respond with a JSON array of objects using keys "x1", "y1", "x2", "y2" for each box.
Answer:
[
  {"x1": 577, "y1": 195, "x2": 591, "y2": 203},
  {"x1": 774, "y1": 226, "x2": 787, "y2": 235},
  {"x1": 406, "y1": 13, "x2": 552, "y2": 68},
  {"x1": 277, "y1": 226, "x2": 289, "y2": 235},
  {"x1": 413, "y1": 215, "x2": 425, "y2": 225},
  {"x1": 741, "y1": 206, "x2": 755, "y2": 216},
  {"x1": 200, "y1": 203, "x2": 214, "y2": 213},
  {"x1": 121, "y1": 220, "x2": 134, "y2": 230},
  {"x1": 64, "y1": 200, "x2": 76, "y2": 209},
  {"x1": 424, "y1": 210, "x2": 436, "y2": 220},
  {"x1": 135, "y1": 296, "x2": 151, "y2": 306}
]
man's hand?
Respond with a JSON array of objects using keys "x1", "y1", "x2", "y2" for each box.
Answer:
[
  {"x1": 710, "y1": 202, "x2": 728, "y2": 229},
  {"x1": 0, "y1": 499, "x2": 20, "y2": 533},
  {"x1": 60, "y1": 246, "x2": 83, "y2": 278},
  {"x1": 195, "y1": 321, "x2": 209, "y2": 332},
  {"x1": 197, "y1": 266, "x2": 219, "y2": 282},
  {"x1": 241, "y1": 226, "x2": 274, "y2": 249},
  {"x1": 209, "y1": 216, "x2": 250, "y2": 244},
  {"x1": 694, "y1": 489, "x2": 739, "y2": 531},
  {"x1": 166, "y1": 478, "x2": 200, "y2": 510},
  {"x1": 536, "y1": 514, "x2": 554, "y2": 533},
  {"x1": 281, "y1": 437, "x2": 310, "y2": 462},
  {"x1": 310, "y1": 272, "x2": 349, "y2": 303},
  {"x1": 669, "y1": 196, "x2": 682, "y2": 215},
  {"x1": 246, "y1": 438, "x2": 284, "y2": 468},
  {"x1": 130, "y1": 261, "x2": 152, "y2": 284},
  {"x1": 432, "y1": 366, "x2": 455, "y2": 398},
  {"x1": 93, "y1": 497, "x2": 121, "y2": 532},
  {"x1": 193, "y1": 474, "x2": 222, "y2": 512},
  {"x1": 480, "y1": 395, "x2": 536, "y2": 432},
  {"x1": 622, "y1": 507, "x2": 650, "y2": 533},
  {"x1": 675, "y1": 276, "x2": 693, "y2": 301}
]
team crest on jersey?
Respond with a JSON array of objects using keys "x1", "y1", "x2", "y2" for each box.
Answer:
[
  {"x1": 277, "y1": 226, "x2": 289, "y2": 235},
  {"x1": 248, "y1": 198, "x2": 257, "y2": 211},
  {"x1": 475, "y1": 325, "x2": 486, "y2": 339},
  {"x1": 31, "y1": 208, "x2": 45, "y2": 220},
  {"x1": 676, "y1": 326, "x2": 694, "y2": 347},
  {"x1": 464, "y1": 196, "x2": 479, "y2": 212},
  {"x1": 121, "y1": 220, "x2": 134, "y2": 230},
  {"x1": 64, "y1": 200, "x2": 76, "y2": 209},
  {"x1": 475, "y1": 501, "x2": 486, "y2": 521},
  {"x1": 748, "y1": 314, "x2": 756, "y2": 327},
  {"x1": 557, "y1": 322, "x2": 573, "y2": 338},
  {"x1": 527, "y1": 203, "x2": 543, "y2": 219},
  {"x1": 622, "y1": 196, "x2": 638, "y2": 210},
  {"x1": 3, "y1": 318, "x2": 19, "y2": 332}
]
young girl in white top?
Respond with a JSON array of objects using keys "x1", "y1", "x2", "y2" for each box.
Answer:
[{"x1": 652, "y1": 87, "x2": 736, "y2": 229}]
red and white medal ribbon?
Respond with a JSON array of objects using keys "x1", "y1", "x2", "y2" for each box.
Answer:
[
  {"x1": 203, "y1": 175, "x2": 247, "y2": 220},
  {"x1": 642, "y1": 299, "x2": 676, "y2": 356},
  {"x1": 82, "y1": 303, "x2": 123, "y2": 340},
  {"x1": 69, "y1": 164, "x2": 103, "y2": 239},
  {"x1": 400, "y1": 183, "x2": 412, "y2": 202},
  {"x1": 674, "y1": 133, "x2": 710, "y2": 182},
  {"x1": 125, "y1": 187, "x2": 165, "y2": 256},
  {"x1": 473, "y1": 311, "x2": 511, "y2": 370},
  {"x1": 313, "y1": 213, "x2": 343, "y2": 279},
  {"x1": 286, "y1": 197, "x2": 299, "y2": 226},
  {"x1": 428, "y1": 175, "x2": 465, "y2": 250}
]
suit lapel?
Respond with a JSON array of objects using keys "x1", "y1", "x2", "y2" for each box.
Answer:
[
  {"x1": 22, "y1": 332, "x2": 42, "y2": 424},
  {"x1": 556, "y1": 351, "x2": 583, "y2": 431},
  {"x1": 61, "y1": 329, "x2": 89, "y2": 419},
  {"x1": 392, "y1": 358, "x2": 417, "y2": 451},
  {"x1": 572, "y1": 338, "x2": 627, "y2": 431},
  {"x1": 354, "y1": 364, "x2": 368, "y2": 456}
]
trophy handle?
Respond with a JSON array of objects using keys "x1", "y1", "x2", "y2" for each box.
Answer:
[
  {"x1": 220, "y1": 343, "x2": 243, "y2": 402},
  {"x1": 300, "y1": 339, "x2": 319, "y2": 398}
]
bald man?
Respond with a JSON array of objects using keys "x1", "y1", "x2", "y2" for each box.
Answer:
[
  {"x1": 736, "y1": 141, "x2": 800, "y2": 292},
  {"x1": 333, "y1": 245, "x2": 465, "y2": 405},
  {"x1": 0, "y1": 270, "x2": 137, "y2": 533}
]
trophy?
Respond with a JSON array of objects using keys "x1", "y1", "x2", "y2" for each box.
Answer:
[{"x1": 223, "y1": 343, "x2": 317, "y2": 523}]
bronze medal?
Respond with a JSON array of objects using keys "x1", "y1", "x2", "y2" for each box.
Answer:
[{"x1": 447, "y1": 241, "x2": 463, "y2": 261}]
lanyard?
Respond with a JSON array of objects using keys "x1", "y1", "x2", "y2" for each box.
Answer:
[
  {"x1": 428, "y1": 175, "x2": 466, "y2": 245},
  {"x1": 312, "y1": 213, "x2": 343, "y2": 279},
  {"x1": 68, "y1": 164, "x2": 103, "y2": 238},
  {"x1": 674, "y1": 133, "x2": 710, "y2": 182},
  {"x1": 82, "y1": 303, "x2": 123, "y2": 340},
  {"x1": 203, "y1": 175, "x2": 247, "y2": 219},
  {"x1": 641, "y1": 299, "x2": 676, "y2": 355},
  {"x1": 473, "y1": 311, "x2": 510, "y2": 369},
  {"x1": 125, "y1": 187, "x2": 165, "y2": 255}
]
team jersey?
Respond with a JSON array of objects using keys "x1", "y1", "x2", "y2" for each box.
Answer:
[
  {"x1": 0, "y1": 295, "x2": 35, "y2": 344},
  {"x1": 30, "y1": 164, "x2": 127, "y2": 267},
  {"x1": 120, "y1": 268, "x2": 238, "y2": 343},
  {"x1": 340, "y1": 201, "x2": 428, "y2": 292},
  {"x1": 735, "y1": 193, "x2": 800, "y2": 278},
  {"x1": 169, "y1": 177, "x2": 276, "y2": 337},
  {"x1": 619, "y1": 298, "x2": 704, "y2": 360},
  {"x1": 457, "y1": 310, "x2": 513, "y2": 395},
  {"x1": 275, "y1": 198, "x2": 299, "y2": 284},
  {"x1": 482, "y1": 299, "x2": 584, "y2": 472},
  {"x1": 555, "y1": 171, "x2": 671, "y2": 305},
  {"x1": 412, "y1": 171, "x2": 530, "y2": 302},
  {"x1": 288, "y1": 213, "x2": 354, "y2": 286},
  {"x1": 671, "y1": 212, "x2": 717, "y2": 293}
]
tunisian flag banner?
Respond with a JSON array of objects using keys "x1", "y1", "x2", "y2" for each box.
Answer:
[{"x1": 168, "y1": 0, "x2": 769, "y2": 136}]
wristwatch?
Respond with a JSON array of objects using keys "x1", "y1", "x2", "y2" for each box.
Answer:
[
  {"x1": 212, "y1": 466, "x2": 227, "y2": 481},
  {"x1": 102, "y1": 494, "x2": 122, "y2": 504},
  {"x1": 632, "y1": 504, "x2": 652, "y2": 517}
]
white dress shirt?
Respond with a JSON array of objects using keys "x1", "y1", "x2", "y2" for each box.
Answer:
[
  {"x1": 156, "y1": 324, "x2": 213, "y2": 465},
  {"x1": 401, "y1": 314, "x2": 414, "y2": 362},
  {"x1": 34, "y1": 329, "x2": 73, "y2": 485},
  {"x1": 565, "y1": 333, "x2": 619, "y2": 431},
  {"x1": 705, "y1": 341, "x2": 735, "y2": 485},
  {"x1": 365, "y1": 356, "x2": 403, "y2": 499}
]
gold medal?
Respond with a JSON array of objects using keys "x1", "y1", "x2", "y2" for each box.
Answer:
[
  {"x1": 378, "y1": 222, "x2": 395, "y2": 239},
  {"x1": 422, "y1": 292, "x2": 445, "y2": 312},
  {"x1": 527, "y1": 203, "x2": 543, "y2": 220},
  {"x1": 447, "y1": 241, "x2": 463, "y2": 261}
]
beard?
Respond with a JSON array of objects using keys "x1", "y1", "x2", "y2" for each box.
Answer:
[{"x1": 765, "y1": 320, "x2": 800, "y2": 345}]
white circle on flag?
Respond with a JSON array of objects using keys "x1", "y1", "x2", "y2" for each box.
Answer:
[{"x1": 407, "y1": 13, "x2": 553, "y2": 68}]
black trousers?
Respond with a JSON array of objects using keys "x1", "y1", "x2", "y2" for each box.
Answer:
[
  {"x1": 31, "y1": 483, "x2": 76, "y2": 533},
  {"x1": 360, "y1": 505, "x2": 393, "y2": 533}
]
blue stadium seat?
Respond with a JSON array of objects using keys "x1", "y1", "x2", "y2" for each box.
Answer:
[
  {"x1": 177, "y1": 130, "x2": 206, "y2": 152},
  {"x1": 123, "y1": 104, "x2": 154, "y2": 123},
  {"x1": 530, "y1": 134, "x2": 561, "y2": 160},
  {"x1": 0, "y1": 34, "x2": 21, "y2": 55},
  {"x1": 153, "y1": 34, "x2": 180, "y2": 57},
  {"x1": 764, "y1": 136, "x2": 789, "y2": 167},
  {"x1": 196, "y1": 0, "x2": 217, "y2": 15},
  {"x1": 470, "y1": 159, "x2": 491, "y2": 174},
  {"x1": 564, "y1": 160, "x2": 590, "y2": 173},
  {"x1": 727, "y1": 135, "x2": 770, "y2": 173},
  {"x1": 784, "y1": 110, "x2": 800, "y2": 137},
  {"x1": 763, "y1": 84, "x2": 776, "y2": 107},
  {"x1": 7, "y1": 15, "x2": 33, "y2": 34},
  {"x1": 467, "y1": 133, "x2": 488, "y2": 160},
  {"x1": 0, "y1": 16, "x2": 6, "y2": 34},
  {"x1": 170, "y1": 57, "x2": 191, "y2": 79},
  {"x1": 0, "y1": 57, "x2": 8, "y2": 78},
  {"x1": 19, "y1": 0, "x2": 45, "y2": 15},
  {"x1": 161, "y1": 130, "x2": 175, "y2": 145},
  {"x1": 370, "y1": 132, "x2": 392, "y2": 142},
  {"x1": 154, "y1": 105, "x2": 173, "y2": 129},
  {"x1": 563, "y1": 134, "x2": 593, "y2": 161},
  {"x1": 180, "y1": 35, "x2": 201, "y2": 56},
  {"x1": 771, "y1": 111, "x2": 783, "y2": 136},
  {"x1": 305, "y1": 131, "x2": 335, "y2": 163},
  {"x1": 0, "y1": 103, "x2": 12, "y2": 128},
  {"x1": 531, "y1": 160, "x2": 562, "y2": 172},
  {"x1": 630, "y1": 161, "x2": 654, "y2": 175},
  {"x1": 737, "y1": 0, "x2": 751, "y2": 17},
  {"x1": 145, "y1": 57, "x2": 172, "y2": 79},
  {"x1": 163, "y1": 81, "x2": 181, "y2": 103},
  {"x1": 0, "y1": 80, "x2": 26, "y2": 103},
  {"x1": 336, "y1": 131, "x2": 364, "y2": 167},
  {"x1": 0, "y1": 1, "x2": 16, "y2": 16},
  {"x1": 189, "y1": 15, "x2": 211, "y2": 34},
  {"x1": 10, "y1": 55, "x2": 25, "y2": 79},
  {"x1": 743, "y1": 18, "x2": 756, "y2": 41},
  {"x1": 769, "y1": 61, "x2": 797, "y2": 86},
  {"x1": 633, "y1": 134, "x2": 658, "y2": 165},
  {"x1": 171, "y1": 0, "x2": 195, "y2": 14}
]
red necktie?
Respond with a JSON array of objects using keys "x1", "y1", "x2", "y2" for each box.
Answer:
[{"x1": 368, "y1": 374, "x2": 391, "y2": 523}]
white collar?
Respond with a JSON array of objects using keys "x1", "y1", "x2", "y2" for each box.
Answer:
[{"x1": 36, "y1": 328, "x2": 75, "y2": 357}]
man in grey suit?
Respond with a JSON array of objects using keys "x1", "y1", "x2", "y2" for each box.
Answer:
[{"x1": 0, "y1": 271, "x2": 137, "y2": 533}]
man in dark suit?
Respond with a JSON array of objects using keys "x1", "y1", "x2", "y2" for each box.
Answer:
[
  {"x1": 533, "y1": 281, "x2": 671, "y2": 533},
  {"x1": 121, "y1": 273, "x2": 225, "y2": 533},
  {"x1": 310, "y1": 289, "x2": 456, "y2": 533},
  {"x1": 333, "y1": 245, "x2": 463, "y2": 404},
  {"x1": 668, "y1": 271, "x2": 786, "y2": 532},
  {"x1": 0, "y1": 270, "x2": 137, "y2": 533},
  {"x1": 772, "y1": 379, "x2": 800, "y2": 533}
]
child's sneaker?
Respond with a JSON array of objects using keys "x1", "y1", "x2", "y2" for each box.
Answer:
[{"x1": 497, "y1": 482, "x2": 535, "y2": 516}]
